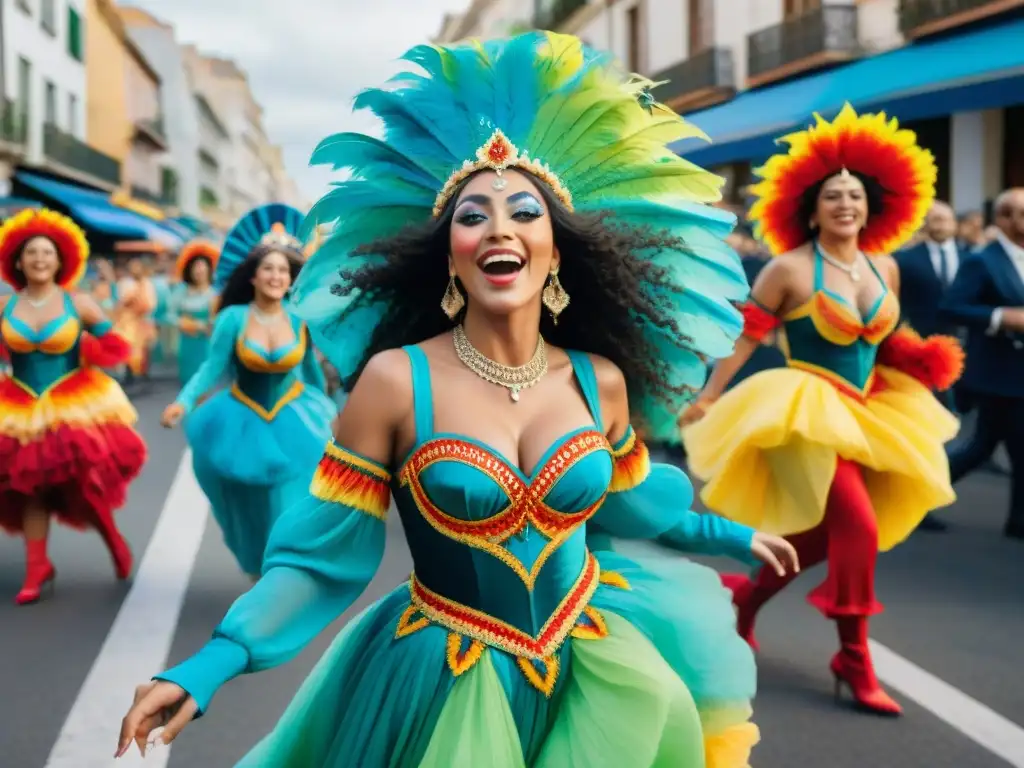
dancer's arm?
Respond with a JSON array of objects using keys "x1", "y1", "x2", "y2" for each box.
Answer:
[
  {"x1": 71, "y1": 292, "x2": 132, "y2": 367},
  {"x1": 174, "y1": 306, "x2": 240, "y2": 411}
]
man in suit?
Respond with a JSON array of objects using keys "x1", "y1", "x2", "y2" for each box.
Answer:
[{"x1": 939, "y1": 188, "x2": 1024, "y2": 540}]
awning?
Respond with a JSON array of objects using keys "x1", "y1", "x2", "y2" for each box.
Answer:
[
  {"x1": 0, "y1": 197, "x2": 42, "y2": 219},
  {"x1": 13, "y1": 171, "x2": 184, "y2": 248},
  {"x1": 673, "y1": 17, "x2": 1024, "y2": 167}
]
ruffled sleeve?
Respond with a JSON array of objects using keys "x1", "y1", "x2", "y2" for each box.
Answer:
[
  {"x1": 588, "y1": 426, "x2": 757, "y2": 563},
  {"x1": 154, "y1": 441, "x2": 390, "y2": 714},
  {"x1": 175, "y1": 306, "x2": 241, "y2": 411}
]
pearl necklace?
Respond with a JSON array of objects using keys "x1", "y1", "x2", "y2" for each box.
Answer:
[
  {"x1": 452, "y1": 324, "x2": 548, "y2": 403},
  {"x1": 251, "y1": 305, "x2": 285, "y2": 325},
  {"x1": 23, "y1": 289, "x2": 56, "y2": 308},
  {"x1": 817, "y1": 243, "x2": 863, "y2": 282}
]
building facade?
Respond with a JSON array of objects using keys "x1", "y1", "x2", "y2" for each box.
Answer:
[
  {"x1": 1, "y1": 0, "x2": 119, "y2": 192},
  {"x1": 194, "y1": 91, "x2": 229, "y2": 226},
  {"x1": 434, "y1": 0, "x2": 532, "y2": 41},
  {"x1": 536, "y1": 0, "x2": 1024, "y2": 216}
]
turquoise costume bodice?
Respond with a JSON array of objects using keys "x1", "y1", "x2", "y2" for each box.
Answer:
[
  {"x1": 779, "y1": 245, "x2": 900, "y2": 393},
  {"x1": 176, "y1": 288, "x2": 216, "y2": 326},
  {"x1": 0, "y1": 294, "x2": 98, "y2": 394},
  {"x1": 393, "y1": 346, "x2": 612, "y2": 638}
]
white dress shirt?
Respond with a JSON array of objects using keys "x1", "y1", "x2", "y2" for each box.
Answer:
[
  {"x1": 926, "y1": 238, "x2": 959, "y2": 285},
  {"x1": 987, "y1": 231, "x2": 1024, "y2": 336}
]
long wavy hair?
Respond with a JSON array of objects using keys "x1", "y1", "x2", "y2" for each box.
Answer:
[
  {"x1": 330, "y1": 175, "x2": 700, "y2": 418},
  {"x1": 218, "y1": 244, "x2": 305, "y2": 311}
]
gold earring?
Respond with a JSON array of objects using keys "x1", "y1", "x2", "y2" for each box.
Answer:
[
  {"x1": 542, "y1": 266, "x2": 570, "y2": 324},
  {"x1": 440, "y1": 266, "x2": 465, "y2": 320}
]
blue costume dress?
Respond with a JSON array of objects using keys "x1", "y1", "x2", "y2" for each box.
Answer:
[
  {"x1": 157, "y1": 348, "x2": 760, "y2": 767},
  {"x1": 175, "y1": 304, "x2": 336, "y2": 575},
  {"x1": 170, "y1": 287, "x2": 217, "y2": 385}
]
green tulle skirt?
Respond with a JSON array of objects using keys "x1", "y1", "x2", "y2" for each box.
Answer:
[{"x1": 237, "y1": 550, "x2": 759, "y2": 768}]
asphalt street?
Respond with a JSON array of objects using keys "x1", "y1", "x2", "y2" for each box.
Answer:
[{"x1": 1, "y1": 380, "x2": 1022, "y2": 768}]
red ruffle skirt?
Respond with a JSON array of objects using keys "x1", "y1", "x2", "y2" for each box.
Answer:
[{"x1": 0, "y1": 368, "x2": 147, "y2": 533}]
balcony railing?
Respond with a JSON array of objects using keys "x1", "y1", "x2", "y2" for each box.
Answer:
[
  {"x1": 134, "y1": 117, "x2": 168, "y2": 150},
  {"x1": 651, "y1": 47, "x2": 735, "y2": 111},
  {"x1": 533, "y1": 0, "x2": 587, "y2": 31},
  {"x1": 748, "y1": 5, "x2": 859, "y2": 86},
  {"x1": 42, "y1": 124, "x2": 121, "y2": 187},
  {"x1": 898, "y1": 0, "x2": 1024, "y2": 38},
  {"x1": 0, "y1": 100, "x2": 28, "y2": 145}
]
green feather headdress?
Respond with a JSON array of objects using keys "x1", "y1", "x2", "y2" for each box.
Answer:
[{"x1": 292, "y1": 31, "x2": 747, "y2": 441}]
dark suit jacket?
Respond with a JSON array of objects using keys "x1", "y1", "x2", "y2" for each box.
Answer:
[
  {"x1": 895, "y1": 241, "x2": 967, "y2": 337},
  {"x1": 939, "y1": 239, "x2": 1024, "y2": 398}
]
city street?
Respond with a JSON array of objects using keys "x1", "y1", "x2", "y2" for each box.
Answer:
[{"x1": 1, "y1": 382, "x2": 1022, "y2": 768}]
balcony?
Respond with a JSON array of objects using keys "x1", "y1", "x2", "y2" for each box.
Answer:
[
  {"x1": 42, "y1": 124, "x2": 121, "y2": 189},
  {"x1": 747, "y1": 5, "x2": 860, "y2": 88},
  {"x1": 899, "y1": 0, "x2": 1024, "y2": 39},
  {"x1": 652, "y1": 47, "x2": 735, "y2": 113},
  {"x1": 134, "y1": 117, "x2": 168, "y2": 151},
  {"x1": 0, "y1": 101, "x2": 28, "y2": 147},
  {"x1": 533, "y1": 0, "x2": 588, "y2": 32}
]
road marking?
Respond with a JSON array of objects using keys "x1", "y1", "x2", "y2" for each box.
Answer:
[
  {"x1": 45, "y1": 451, "x2": 208, "y2": 768},
  {"x1": 871, "y1": 640, "x2": 1024, "y2": 766}
]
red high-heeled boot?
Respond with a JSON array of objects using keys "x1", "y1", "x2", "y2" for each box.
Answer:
[
  {"x1": 721, "y1": 574, "x2": 761, "y2": 652},
  {"x1": 15, "y1": 538, "x2": 56, "y2": 605},
  {"x1": 93, "y1": 514, "x2": 133, "y2": 580},
  {"x1": 831, "y1": 616, "x2": 902, "y2": 716}
]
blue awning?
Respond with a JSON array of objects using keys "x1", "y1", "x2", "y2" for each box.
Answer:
[
  {"x1": 673, "y1": 17, "x2": 1024, "y2": 167},
  {"x1": 13, "y1": 171, "x2": 184, "y2": 248}
]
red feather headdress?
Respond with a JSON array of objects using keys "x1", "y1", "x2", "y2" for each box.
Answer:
[
  {"x1": 0, "y1": 209, "x2": 89, "y2": 289},
  {"x1": 748, "y1": 103, "x2": 937, "y2": 256}
]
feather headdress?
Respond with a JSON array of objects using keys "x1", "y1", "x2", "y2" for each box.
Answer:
[
  {"x1": 293, "y1": 31, "x2": 748, "y2": 440},
  {"x1": 0, "y1": 209, "x2": 89, "y2": 289},
  {"x1": 216, "y1": 203, "x2": 305, "y2": 290}
]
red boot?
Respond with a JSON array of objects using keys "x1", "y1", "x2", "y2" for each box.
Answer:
[
  {"x1": 831, "y1": 616, "x2": 902, "y2": 716},
  {"x1": 722, "y1": 574, "x2": 761, "y2": 652},
  {"x1": 94, "y1": 513, "x2": 133, "y2": 580},
  {"x1": 15, "y1": 538, "x2": 56, "y2": 605}
]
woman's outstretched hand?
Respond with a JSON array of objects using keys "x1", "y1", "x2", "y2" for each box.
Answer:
[
  {"x1": 750, "y1": 532, "x2": 800, "y2": 578},
  {"x1": 678, "y1": 396, "x2": 716, "y2": 427},
  {"x1": 160, "y1": 403, "x2": 185, "y2": 428},
  {"x1": 116, "y1": 681, "x2": 197, "y2": 758}
]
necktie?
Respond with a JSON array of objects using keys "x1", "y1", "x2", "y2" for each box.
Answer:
[{"x1": 937, "y1": 243, "x2": 950, "y2": 287}]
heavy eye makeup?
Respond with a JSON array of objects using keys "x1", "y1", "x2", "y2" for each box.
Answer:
[{"x1": 454, "y1": 192, "x2": 546, "y2": 226}]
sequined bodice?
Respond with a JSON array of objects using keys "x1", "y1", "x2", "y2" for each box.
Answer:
[
  {"x1": 1, "y1": 294, "x2": 82, "y2": 394},
  {"x1": 393, "y1": 347, "x2": 613, "y2": 640},
  {"x1": 780, "y1": 247, "x2": 899, "y2": 393}
]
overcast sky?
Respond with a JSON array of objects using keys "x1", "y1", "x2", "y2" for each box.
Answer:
[{"x1": 130, "y1": 0, "x2": 470, "y2": 205}]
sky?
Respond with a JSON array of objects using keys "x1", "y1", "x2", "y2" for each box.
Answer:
[{"x1": 130, "y1": 0, "x2": 471, "y2": 206}]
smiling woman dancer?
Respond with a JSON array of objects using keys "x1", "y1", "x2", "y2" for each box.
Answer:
[
  {"x1": 682, "y1": 105, "x2": 963, "y2": 716},
  {"x1": 0, "y1": 210, "x2": 145, "y2": 604},
  {"x1": 159, "y1": 204, "x2": 335, "y2": 579},
  {"x1": 118, "y1": 32, "x2": 798, "y2": 767}
]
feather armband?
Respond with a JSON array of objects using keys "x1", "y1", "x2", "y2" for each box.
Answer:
[
  {"x1": 876, "y1": 326, "x2": 964, "y2": 391},
  {"x1": 740, "y1": 301, "x2": 780, "y2": 342},
  {"x1": 80, "y1": 329, "x2": 132, "y2": 368}
]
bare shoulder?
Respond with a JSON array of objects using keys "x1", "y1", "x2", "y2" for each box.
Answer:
[
  {"x1": 872, "y1": 253, "x2": 899, "y2": 283},
  {"x1": 350, "y1": 348, "x2": 414, "y2": 408},
  {"x1": 70, "y1": 290, "x2": 104, "y2": 322},
  {"x1": 584, "y1": 352, "x2": 629, "y2": 439}
]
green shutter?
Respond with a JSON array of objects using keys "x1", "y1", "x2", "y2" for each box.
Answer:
[{"x1": 68, "y1": 8, "x2": 83, "y2": 62}]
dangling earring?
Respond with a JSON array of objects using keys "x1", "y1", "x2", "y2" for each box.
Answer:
[
  {"x1": 542, "y1": 266, "x2": 570, "y2": 324},
  {"x1": 440, "y1": 265, "x2": 465, "y2": 320}
]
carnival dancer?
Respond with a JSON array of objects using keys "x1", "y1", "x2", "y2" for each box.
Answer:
[
  {"x1": 681, "y1": 105, "x2": 963, "y2": 716},
  {"x1": 158, "y1": 205, "x2": 335, "y2": 579},
  {"x1": 169, "y1": 239, "x2": 219, "y2": 385},
  {"x1": 113, "y1": 255, "x2": 158, "y2": 384},
  {"x1": 118, "y1": 33, "x2": 799, "y2": 767},
  {"x1": 0, "y1": 209, "x2": 146, "y2": 604}
]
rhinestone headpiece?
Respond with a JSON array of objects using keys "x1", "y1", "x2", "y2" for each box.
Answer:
[
  {"x1": 260, "y1": 222, "x2": 302, "y2": 251},
  {"x1": 432, "y1": 129, "x2": 573, "y2": 218}
]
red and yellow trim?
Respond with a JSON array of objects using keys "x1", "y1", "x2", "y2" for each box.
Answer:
[
  {"x1": 0, "y1": 209, "x2": 90, "y2": 289},
  {"x1": 786, "y1": 360, "x2": 875, "y2": 403},
  {"x1": 309, "y1": 442, "x2": 391, "y2": 520},
  {"x1": 739, "y1": 301, "x2": 780, "y2": 342},
  {"x1": 876, "y1": 325, "x2": 964, "y2": 391},
  {"x1": 609, "y1": 428, "x2": 650, "y2": 493},
  {"x1": 175, "y1": 239, "x2": 220, "y2": 281},
  {"x1": 782, "y1": 291, "x2": 898, "y2": 347},
  {"x1": 749, "y1": 104, "x2": 936, "y2": 256},
  {"x1": 1, "y1": 315, "x2": 79, "y2": 355}
]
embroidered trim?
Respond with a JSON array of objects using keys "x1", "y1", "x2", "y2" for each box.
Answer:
[
  {"x1": 446, "y1": 632, "x2": 486, "y2": 676},
  {"x1": 609, "y1": 427, "x2": 651, "y2": 493},
  {"x1": 599, "y1": 569, "x2": 632, "y2": 590},
  {"x1": 309, "y1": 442, "x2": 392, "y2": 520},
  {"x1": 516, "y1": 655, "x2": 560, "y2": 697},
  {"x1": 570, "y1": 606, "x2": 609, "y2": 641},
  {"x1": 229, "y1": 379, "x2": 304, "y2": 421},
  {"x1": 409, "y1": 551, "x2": 600, "y2": 661},
  {"x1": 395, "y1": 605, "x2": 430, "y2": 638}
]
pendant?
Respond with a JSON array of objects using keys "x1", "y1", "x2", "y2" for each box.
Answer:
[
  {"x1": 510, "y1": 387, "x2": 520, "y2": 402},
  {"x1": 492, "y1": 176, "x2": 508, "y2": 192},
  {"x1": 851, "y1": 267, "x2": 861, "y2": 282}
]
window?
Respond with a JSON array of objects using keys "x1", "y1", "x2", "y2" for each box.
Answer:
[
  {"x1": 626, "y1": 4, "x2": 641, "y2": 72},
  {"x1": 68, "y1": 93, "x2": 79, "y2": 135},
  {"x1": 16, "y1": 58, "x2": 31, "y2": 127},
  {"x1": 784, "y1": 0, "x2": 821, "y2": 18},
  {"x1": 44, "y1": 80, "x2": 57, "y2": 126},
  {"x1": 687, "y1": 0, "x2": 713, "y2": 55},
  {"x1": 68, "y1": 7, "x2": 84, "y2": 62},
  {"x1": 41, "y1": 0, "x2": 56, "y2": 34}
]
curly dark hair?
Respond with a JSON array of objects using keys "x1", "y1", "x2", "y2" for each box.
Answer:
[
  {"x1": 181, "y1": 255, "x2": 214, "y2": 287},
  {"x1": 11, "y1": 235, "x2": 63, "y2": 288},
  {"x1": 797, "y1": 170, "x2": 886, "y2": 245},
  {"x1": 329, "y1": 174, "x2": 704, "y2": 419},
  {"x1": 219, "y1": 244, "x2": 305, "y2": 310}
]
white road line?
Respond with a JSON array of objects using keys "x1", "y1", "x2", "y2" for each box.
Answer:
[
  {"x1": 871, "y1": 640, "x2": 1024, "y2": 766},
  {"x1": 45, "y1": 450, "x2": 208, "y2": 768}
]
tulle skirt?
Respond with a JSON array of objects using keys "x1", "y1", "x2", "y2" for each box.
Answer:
[
  {"x1": 0, "y1": 368, "x2": 146, "y2": 533},
  {"x1": 177, "y1": 332, "x2": 210, "y2": 386},
  {"x1": 184, "y1": 384, "x2": 335, "y2": 574},
  {"x1": 236, "y1": 549, "x2": 759, "y2": 768}
]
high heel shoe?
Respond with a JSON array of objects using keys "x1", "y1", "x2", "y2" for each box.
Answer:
[
  {"x1": 721, "y1": 573, "x2": 761, "y2": 652},
  {"x1": 830, "y1": 617, "x2": 903, "y2": 717},
  {"x1": 94, "y1": 514, "x2": 133, "y2": 580},
  {"x1": 15, "y1": 539, "x2": 56, "y2": 605}
]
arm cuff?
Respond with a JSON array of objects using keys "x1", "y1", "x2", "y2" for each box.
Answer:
[{"x1": 153, "y1": 636, "x2": 249, "y2": 717}]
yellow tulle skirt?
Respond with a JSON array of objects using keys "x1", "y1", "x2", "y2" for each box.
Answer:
[{"x1": 682, "y1": 365, "x2": 958, "y2": 552}]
